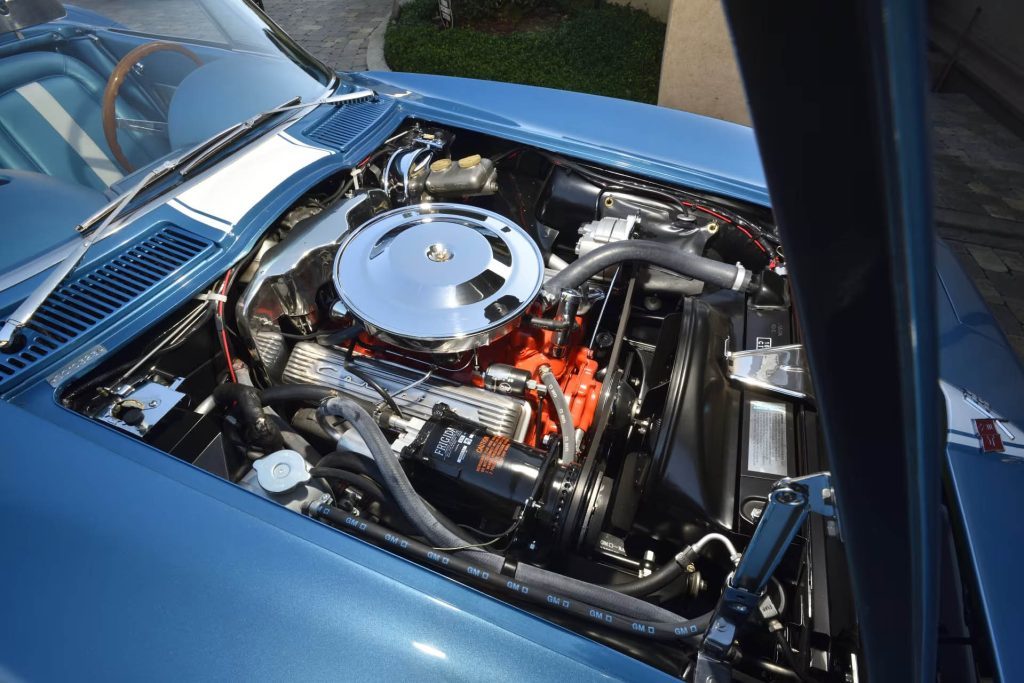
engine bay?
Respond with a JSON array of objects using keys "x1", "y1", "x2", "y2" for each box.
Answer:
[{"x1": 62, "y1": 122, "x2": 855, "y2": 680}]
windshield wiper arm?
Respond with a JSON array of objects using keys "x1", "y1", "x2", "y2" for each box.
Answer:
[
  {"x1": 0, "y1": 159, "x2": 177, "y2": 350},
  {"x1": 0, "y1": 88, "x2": 376, "y2": 351},
  {"x1": 177, "y1": 96, "x2": 302, "y2": 176},
  {"x1": 179, "y1": 89, "x2": 376, "y2": 176}
]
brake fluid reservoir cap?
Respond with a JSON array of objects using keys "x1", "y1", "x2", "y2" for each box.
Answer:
[
  {"x1": 458, "y1": 154, "x2": 481, "y2": 169},
  {"x1": 430, "y1": 158, "x2": 452, "y2": 173},
  {"x1": 253, "y1": 449, "x2": 311, "y2": 493}
]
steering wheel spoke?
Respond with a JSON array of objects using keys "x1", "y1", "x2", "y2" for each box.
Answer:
[{"x1": 116, "y1": 117, "x2": 168, "y2": 134}]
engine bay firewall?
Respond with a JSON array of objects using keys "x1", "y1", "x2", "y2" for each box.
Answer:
[{"x1": 332, "y1": 203, "x2": 543, "y2": 353}]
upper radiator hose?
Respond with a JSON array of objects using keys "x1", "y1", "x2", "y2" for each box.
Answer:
[{"x1": 542, "y1": 239, "x2": 756, "y2": 301}]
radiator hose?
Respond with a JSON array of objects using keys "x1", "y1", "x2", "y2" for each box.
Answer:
[
  {"x1": 212, "y1": 383, "x2": 283, "y2": 453},
  {"x1": 539, "y1": 365, "x2": 575, "y2": 464},
  {"x1": 542, "y1": 239, "x2": 756, "y2": 300}
]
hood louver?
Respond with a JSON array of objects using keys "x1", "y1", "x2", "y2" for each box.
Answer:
[
  {"x1": 305, "y1": 97, "x2": 393, "y2": 151},
  {"x1": 0, "y1": 226, "x2": 212, "y2": 383}
]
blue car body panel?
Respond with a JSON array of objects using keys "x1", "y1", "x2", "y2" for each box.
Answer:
[
  {"x1": 934, "y1": 240, "x2": 1024, "y2": 680},
  {"x1": 0, "y1": 396, "x2": 663, "y2": 682},
  {"x1": 0, "y1": 24, "x2": 1019, "y2": 675}
]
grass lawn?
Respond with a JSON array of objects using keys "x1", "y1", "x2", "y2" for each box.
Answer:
[{"x1": 384, "y1": 0, "x2": 666, "y2": 104}]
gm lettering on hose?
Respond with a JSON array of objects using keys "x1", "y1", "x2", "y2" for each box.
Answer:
[
  {"x1": 589, "y1": 609, "x2": 614, "y2": 624},
  {"x1": 467, "y1": 565, "x2": 490, "y2": 580},
  {"x1": 427, "y1": 551, "x2": 451, "y2": 566},
  {"x1": 547, "y1": 594, "x2": 571, "y2": 609},
  {"x1": 344, "y1": 516, "x2": 368, "y2": 531},
  {"x1": 384, "y1": 533, "x2": 409, "y2": 549}
]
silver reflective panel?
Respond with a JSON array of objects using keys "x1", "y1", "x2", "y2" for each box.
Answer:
[
  {"x1": 726, "y1": 343, "x2": 814, "y2": 400},
  {"x1": 332, "y1": 203, "x2": 543, "y2": 353}
]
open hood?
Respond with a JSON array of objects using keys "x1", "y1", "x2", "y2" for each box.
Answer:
[{"x1": 722, "y1": 0, "x2": 940, "y2": 680}]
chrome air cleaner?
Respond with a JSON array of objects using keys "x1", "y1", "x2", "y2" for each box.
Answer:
[{"x1": 333, "y1": 203, "x2": 543, "y2": 353}]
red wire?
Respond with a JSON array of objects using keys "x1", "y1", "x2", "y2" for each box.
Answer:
[
  {"x1": 733, "y1": 225, "x2": 768, "y2": 253},
  {"x1": 682, "y1": 201, "x2": 771, "y2": 257},
  {"x1": 218, "y1": 269, "x2": 237, "y2": 383},
  {"x1": 692, "y1": 204, "x2": 732, "y2": 224}
]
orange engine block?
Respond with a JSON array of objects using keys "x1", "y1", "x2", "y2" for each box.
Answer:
[
  {"x1": 353, "y1": 317, "x2": 601, "y2": 450},
  {"x1": 472, "y1": 319, "x2": 602, "y2": 450}
]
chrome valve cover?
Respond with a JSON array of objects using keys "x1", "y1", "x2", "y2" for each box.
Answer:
[
  {"x1": 332, "y1": 203, "x2": 543, "y2": 353},
  {"x1": 282, "y1": 342, "x2": 531, "y2": 441}
]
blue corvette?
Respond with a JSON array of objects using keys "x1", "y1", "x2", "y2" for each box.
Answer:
[{"x1": 0, "y1": 0, "x2": 1020, "y2": 681}]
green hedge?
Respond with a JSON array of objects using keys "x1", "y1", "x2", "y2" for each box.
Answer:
[{"x1": 385, "y1": 0, "x2": 665, "y2": 104}]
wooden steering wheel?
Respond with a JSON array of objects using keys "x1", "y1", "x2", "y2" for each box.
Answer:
[{"x1": 102, "y1": 41, "x2": 202, "y2": 173}]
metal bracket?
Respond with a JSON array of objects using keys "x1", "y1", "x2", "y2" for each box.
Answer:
[
  {"x1": 696, "y1": 471, "x2": 836, "y2": 681},
  {"x1": 725, "y1": 341, "x2": 814, "y2": 401}
]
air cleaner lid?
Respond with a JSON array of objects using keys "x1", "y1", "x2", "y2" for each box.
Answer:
[{"x1": 333, "y1": 203, "x2": 543, "y2": 348}]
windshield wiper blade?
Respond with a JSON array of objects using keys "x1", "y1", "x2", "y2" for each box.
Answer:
[
  {"x1": 0, "y1": 88, "x2": 376, "y2": 351},
  {"x1": 177, "y1": 96, "x2": 302, "y2": 176}
]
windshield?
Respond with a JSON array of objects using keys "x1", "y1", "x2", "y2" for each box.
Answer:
[{"x1": 0, "y1": 0, "x2": 333, "y2": 277}]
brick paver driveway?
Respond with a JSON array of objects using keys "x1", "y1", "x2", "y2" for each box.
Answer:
[
  {"x1": 263, "y1": 0, "x2": 395, "y2": 71},
  {"x1": 933, "y1": 94, "x2": 1024, "y2": 362}
]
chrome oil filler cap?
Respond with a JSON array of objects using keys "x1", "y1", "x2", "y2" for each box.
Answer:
[{"x1": 333, "y1": 203, "x2": 543, "y2": 353}]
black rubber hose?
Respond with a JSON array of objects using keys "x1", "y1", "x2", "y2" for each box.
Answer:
[
  {"x1": 542, "y1": 239, "x2": 756, "y2": 298},
  {"x1": 212, "y1": 383, "x2": 283, "y2": 452},
  {"x1": 539, "y1": 366, "x2": 575, "y2": 464},
  {"x1": 315, "y1": 323, "x2": 365, "y2": 347},
  {"x1": 311, "y1": 502, "x2": 711, "y2": 642},
  {"x1": 262, "y1": 384, "x2": 339, "y2": 405},
  {"x1": 316, "y1": 396, "x2": 689, "y2": 624},
  {"x1": 317, "y1": 450, "x2": 381, "y2": 478},
  {"x1": 269, "y1": 412, "x2": 320, "y2": 462},
  {"x1": 603, "y1": 562, "x2": 685, "y2": 597},
  {"x1": 310, "y1": 466, "x2": 388, "y2": 506},
  {"x1": 314, "y1": 452, "x2": 474, "y2": 542}
]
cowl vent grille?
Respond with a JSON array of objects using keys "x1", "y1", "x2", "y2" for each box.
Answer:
[
  {"x1": 305, "y1": 97, "x2": 393, "y2": 151},
  {"x1": 0, "y1": 226, "x2": 212, "y2": 382}
]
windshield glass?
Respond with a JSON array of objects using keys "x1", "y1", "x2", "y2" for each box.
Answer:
[{"x1": 0, "y1": 0, "x2": 333, "y2": 277}]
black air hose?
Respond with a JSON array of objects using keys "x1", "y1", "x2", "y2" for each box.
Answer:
[
  {"x1": 262, "y1": 384, "x2": 338, "y2": 405},
  {"x1": 310, "y1": 466, "x2": 389, "y2": 506},
  {"x1": 600, "y1": 546, "x2": 700, "y2": 597},
  {"x1": 314, "y1": 450, "x2": 469, "y2": 541},
  {"x1": 212, "y1": 383, "x2": 283, "y2": 452},
  {"x1": 603, "y1": 561, "x2": 685, "y2": 597},
  {"x1": 542, "y1": 239, "x2": 756, "y2": 299}
]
